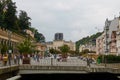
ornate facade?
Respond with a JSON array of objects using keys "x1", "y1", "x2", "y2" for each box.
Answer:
[
  {"x1": 0, "y1": 28, "x2": 25, "y2": 53},
  {"x1": 46, "y1": 40, "x2": 76, "y2": 52},
  {"x1": 96, "y1": 17, "x2": 120, "y2": 55}
]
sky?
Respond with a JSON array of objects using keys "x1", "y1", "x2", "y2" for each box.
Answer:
[{"x1": 13, "y1": 0, "x2": 120, "y2": 42}]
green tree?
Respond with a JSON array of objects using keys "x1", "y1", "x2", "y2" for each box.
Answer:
[
  {"x1": 1, "y1": 44, "x2": 8, "y2": 54},
  {"x1": 34, "y1": 32, "x2": 45, "y2": 43},
  {"x1": 0, "y1": 0, "x2": 4, "y2": 27},
  {"x1": 18, "y1": 10, "x2": 31, "y2": 31},
  {"x1": 4, "y1": 0, "x2": 17, "y2": 30},
  {"x1": 49, "y1": 48, "x2": 55, "y2": 54},
  {"x1": 17, "y1": 39, "x2": 34, "y2": 55},
  {"x1": 59, "y1": 45, "x2": 70, "y2": 55},
  {"x1": 59, "y1": 45, "x2": 70, "y2": 61},
  {"x1": 29, "y1": 27, "x2": 45, "y2": 43},
  {"x1": 0, "y1": 0, "x2": 9, "y2": 27},
  {"x1": 17, "y1": 39, "x2": 35, "y2": 64}
]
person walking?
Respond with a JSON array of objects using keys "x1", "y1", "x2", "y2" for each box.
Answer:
[
  {"x1": 86, "y1": 57, "x2": 90, "y2": 67},
  {"x1": 3, "y1": 53, "x2": 8, "y2": 66}
]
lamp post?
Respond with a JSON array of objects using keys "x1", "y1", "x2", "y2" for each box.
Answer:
[
  {"x1": 8, "y1": 30, "x2": 12, "y2": 66},
  {"x1": 104, "y1": 20, "x2": 109, "y2": 67}
]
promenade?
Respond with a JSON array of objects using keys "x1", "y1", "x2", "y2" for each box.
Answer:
[{"x1": 0, "y1": 56, "x2": 120, "y2": 69}]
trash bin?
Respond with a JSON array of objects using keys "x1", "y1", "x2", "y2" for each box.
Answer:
[{"x1": 97, "y1": 58, "x2": 100, "y2": 64}]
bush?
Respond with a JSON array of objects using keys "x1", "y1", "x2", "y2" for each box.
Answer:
[{"x1": 97, "y1": 55, "x2": 120, "y2": 63}]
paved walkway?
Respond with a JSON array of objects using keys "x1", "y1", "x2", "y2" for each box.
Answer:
[
  {"x1": 30, "y1": 57, "x2": 105, "y2": 68},
  {"x1": 0, "y1": 57, "x2": 108, "y2": 68}
]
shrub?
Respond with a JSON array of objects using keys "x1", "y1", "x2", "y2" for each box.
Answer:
[{"x1": 97, "y1": 55, "x2": 120, "y2": 63}]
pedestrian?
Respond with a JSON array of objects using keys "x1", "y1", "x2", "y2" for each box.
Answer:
[
  {"x1": 87, "y1": 57, "x2": 90, "y2": 67},
  {"x1": 14, "y1": 54, "x2": 17, "y2": 64},
  {"x1": 3, "y1": 53, "x2": 8, "y2": 66},
  {"x1": 0, "y1": 54, "x2": 3, "y2": 65},
  {"x1": 36, "y1": 53, "x2": 39, "y2": 62}
]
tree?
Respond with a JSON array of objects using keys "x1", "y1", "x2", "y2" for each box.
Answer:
[
  {"x1": 59, "y1": 45, "x2": 70, "y2": 54},
  {"x1": 18, "y1": 10, "x2": 31, "y2": 31},
  {"x1": 17, "y1": 39, "x2": 35, "y2": 64},
  {"x1": 4, "y1": 0, "x2": 17, "y2": 30},
  {"x1": 34, "y1": 31, "x2": 45, "y2": 43},
  {"x1": 0, "y1": 0, "x2": 9, "y2": 27},
  {"x1": 17, "y1": 39, "x2": 34, "y2": 55},
  {"x1": 49, "y1": 48, "x2": 55, "y2": 54},
  {"x1": 1, "y1": 44, "x2": 8, "y2": 54},
  {"x1": 59, "y1": 45, "x2": 70, "y2": 61}
]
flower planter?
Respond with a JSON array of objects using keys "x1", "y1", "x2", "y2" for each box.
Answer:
[{"x1": 23, "y1": 57, "x2": 30, "y2": 64}]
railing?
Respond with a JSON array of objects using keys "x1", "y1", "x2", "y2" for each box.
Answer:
[
  {"x1": 0, "y1": 56, "x2": 120, "y2": 69},
  {"x1": 0, "y1": 56, "x2": 120, "y2": 74},
  {"x1": 29, "y1": 57, "x2": 98, "y2": 67}
]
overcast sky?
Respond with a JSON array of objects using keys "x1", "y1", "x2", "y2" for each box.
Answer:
[{"x1": 13, "y1": 0, "x2": 120, "y2": 42}]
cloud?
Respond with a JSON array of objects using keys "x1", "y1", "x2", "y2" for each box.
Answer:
[{"x1": 13, "y1": 0, "x2": 120, "y2": 42}]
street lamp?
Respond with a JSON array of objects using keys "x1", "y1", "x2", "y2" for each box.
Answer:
[
  {"x1": 104, "y1": 20, "x2": 109, "y2": 67},
  {"x1": 8, "y1": 30, "x2": 12, "y2": 66}
]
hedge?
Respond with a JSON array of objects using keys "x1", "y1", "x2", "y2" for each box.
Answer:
[{"x1": 97, "y1": 55, "x2": 120, "y2": 63}]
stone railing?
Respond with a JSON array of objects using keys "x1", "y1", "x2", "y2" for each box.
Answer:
[
  {"x1": 0, "y1": 65, "x2": 19, "y2": 75},
  {"x1": 19, "y1": 65, "x2": 120, "y2": 74},
  {"x1": 19, "y1": 65, "x2": 86, "y2": 71}
]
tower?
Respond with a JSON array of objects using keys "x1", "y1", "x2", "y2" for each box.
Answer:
[{"x1": 54, "y1": 33, "x2": 63, "y2": 41}]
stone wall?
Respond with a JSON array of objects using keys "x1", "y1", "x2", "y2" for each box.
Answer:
[
  {"x1": 19, "y1": 65, "x2": 120, "y2": 74},
  {"x1": 0, "y1": 65, "x2": 19, "y2": 80}
]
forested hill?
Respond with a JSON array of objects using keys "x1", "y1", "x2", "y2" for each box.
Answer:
[{"x1": 76, "y1": 32, "x2": 103, "y2": 51}]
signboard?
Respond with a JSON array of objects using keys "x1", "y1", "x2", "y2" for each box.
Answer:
[{"x1": 8, "y1": 50, "x2": 12, "y2": 53}]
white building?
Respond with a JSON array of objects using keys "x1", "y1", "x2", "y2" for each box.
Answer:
[
  {"x1": 24, "y1": 29, "x2": 34, "y2": 38},
  {"x1": 97, "y1": 16, "x2": 120, "y2": 55},
  {"x1": 79, "y1": 44, "x2": 96, "y2": 53},
  {"x1": 96, "y1": 33, "x2": 105, "y2": 55},
  {"x1": 116, "y1": 17, "x2": 120, "y2": 55},
  {"x1": 46, "y1": 40, "x2": 76, "y2": 51}
]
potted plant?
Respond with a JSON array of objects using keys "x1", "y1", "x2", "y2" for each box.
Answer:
[{"x1": 17, "y1": 39, "x2": 35, "y2": 64}]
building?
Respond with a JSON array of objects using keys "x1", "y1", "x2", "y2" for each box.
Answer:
[
  {"x1": 46, "y1": 33, "x2": 75, "y2": 52},
  {"x1": 79, "y1": 44, "x2": 96, "y2": 53},
  {"x1": 33, "y1": 42, "x2": 47, "y2": 56},
  {"x1": 96, "y1": 16, "x2": 120, "y2": 55},
  {"x1": 79, "y1": 45, "x2": 85, "y2": 52},
  {"x1": 0, "y1": 28, "x2": 46, "y2": 55},
  {"x1": 46, "y1": 40, "x2": 75, "y2": 51},
  {"x1": 24, "y1": 29, "x2": 34, "y2": 38},
  {"x1": 116, "y1": 17, "x2": 120, "y2": 55},
  {"x1": 96, "y1": 33, "x2": 105, "y2": 55},
  {"x1": 54, "y1": 33, "x2": 63, "y2": 41},
  {"x1": 104, "y1": 17, "x2": 118, "y2": 55},
  {"x1": 0, "y1": 28, "x2": 25, "y2": 53}
]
